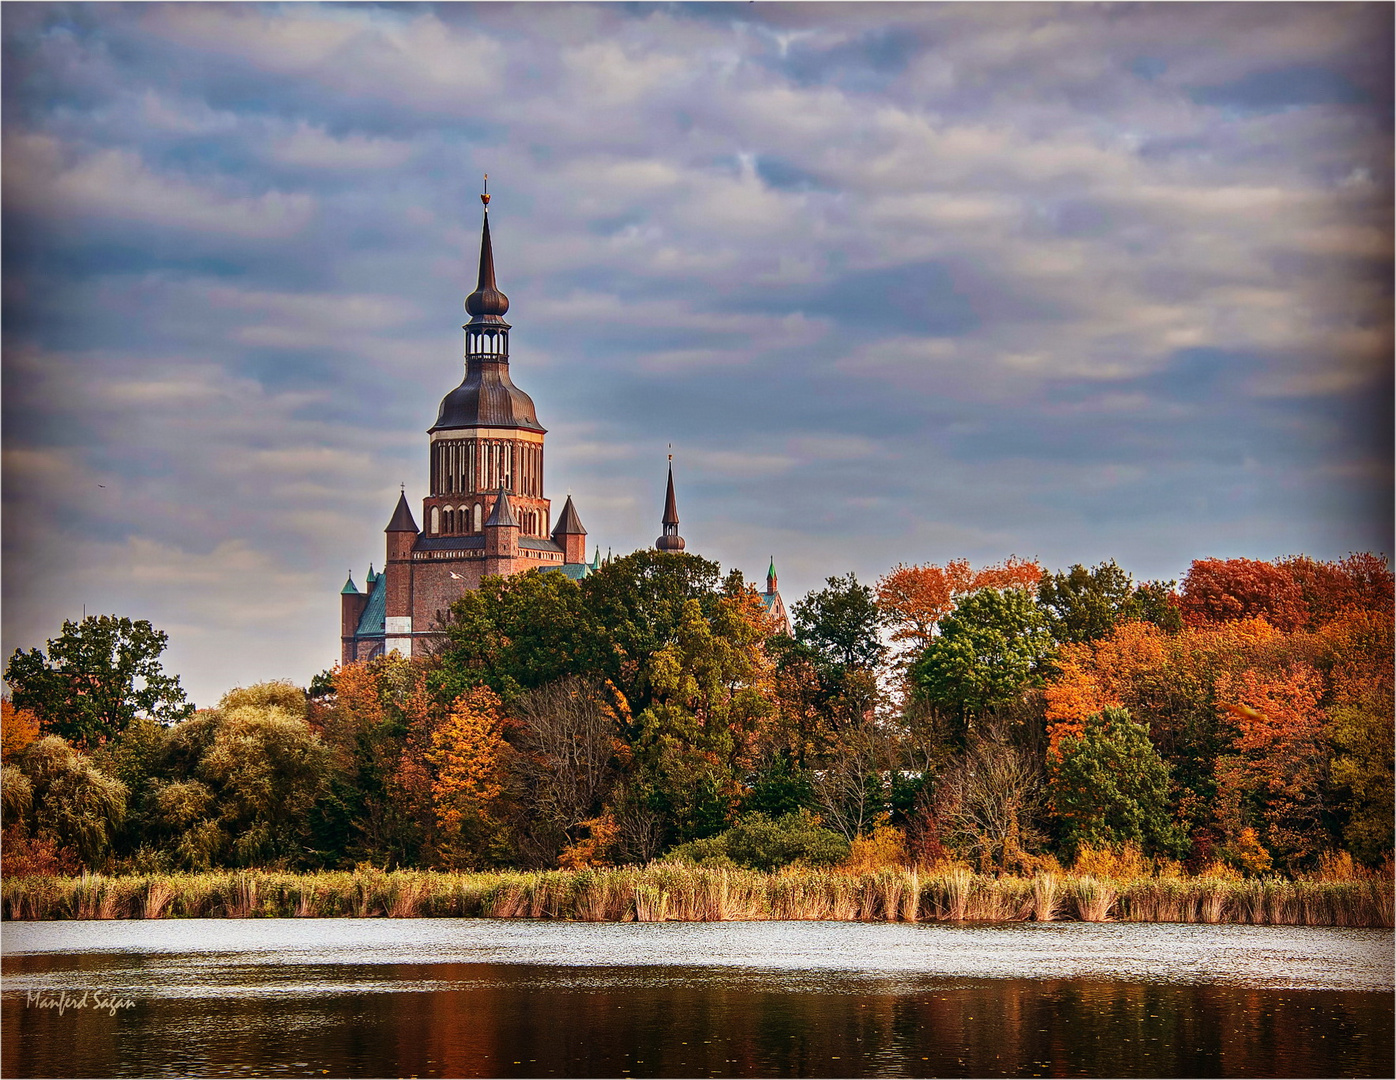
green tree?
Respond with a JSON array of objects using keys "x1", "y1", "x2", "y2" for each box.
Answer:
[
  {"x1": 1038, "y1": 561, "x2": 1183, "y2": 645},
  {"x1": 5, "y1": 616, "x2": 192, "y2": 746},
  {"x1": 792, "y1": 573, "x2": 885, "y2": 674},
  {"x1": 580, "y1": 550, "x2": 725, "y2": 714},
  {"x1": 13, "y1": 736, "x2": 128, "y2": 868},
  {"x1": 1328, "y1": 691, "x2": 1395, "y2": 864},
  {"x1": 912, "y1": 587, "x2": 1055, "y2": 723},
  {"x1": 1049, "y1": 707, "x2": 1182, "y2": 857},
  {"x1": 157, "y1": 683, "x2": 333, "y2": 868},
  {"x1": 436, "y1": 570, "x2": 603, "y2": 703},
  {"x1": 666, "y1": 810, "x2": 850, "y2": 871}
]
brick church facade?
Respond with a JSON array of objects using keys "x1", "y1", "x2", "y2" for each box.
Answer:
[{"x1": 340, "y1": 192, "x2": 786, "y2": 663}]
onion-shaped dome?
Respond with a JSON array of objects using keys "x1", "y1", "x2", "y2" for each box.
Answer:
[{"x1": 464, "y1": 212, "x2": 510, "y2": 322}]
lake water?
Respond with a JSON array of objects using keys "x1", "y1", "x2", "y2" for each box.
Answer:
[{"x1": 3, "y1": 920, "x2": 1391, "y2": 1077}]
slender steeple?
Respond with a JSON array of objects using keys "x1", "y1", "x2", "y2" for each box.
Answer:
[
  {"x1": 655, "y1": 456, "x2": 685, "y2": 552},
  {"x1": 433, "y1": 178, "x2": 542, "y2": 433},
  {"x1": 766, "y1": 557, "x2": 777, "y2": 595},
  {"x1": 464, "y1": 177, "x2": 509, "y2": 324}
]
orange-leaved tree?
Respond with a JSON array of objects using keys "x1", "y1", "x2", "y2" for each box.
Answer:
[
  {"x1": 877, "y1": 556, "x2": 1042, "y2": 657},
  {"x1": 1043, "y1": 616, "x2": 1309, "y2": 863},
  {"x1": 427, "y1": 686, "x2": 509, "y2": 866},
  {"x1": 1213, "y1": 664, "x2": 1328, "y2": 870},
  {"x1": 1180, "y1": 554, "x2": 1392, "y2": 632},
  {"x1": 1, "y1": 699, "x2": 41, "y2": 764},
  {"x1": 315, "y1": 656, "x2": 441, "y2": 867}
]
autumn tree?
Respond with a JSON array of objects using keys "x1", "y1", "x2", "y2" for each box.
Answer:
[
  {"x1": 505, "y1": 677, "x2": 624, "y2": 866},
  {"x1": 1279, "y1": 553, "x2": 1395, "y2": 628},
  {"x1": 1318, "y1": 611, "x2": 1393, "y2": 864},
  {"x1": 9, "y1": 735, "x2": 128, "y2": 869},
  {"x1": 934, "y1": 727, "x2": 1047, "y2": 873},
  {"x1": 1212, "y1": 666, "x2": 1328, "y2": 871},
  {"x1": 427, "y1": 686, "x2": 510, "y2": 866},
  {"x1": 313, "y1": 656, "x2": 441, "y2": 867},
  {"x1": 145, "y1": 683, "x2": 333, "y2": 869},
  {"x1": 1, "y1": 699, "x2": 41, "y2": 763},
  {"x1": 877, "y1": 557, "x2": 1043, "y2": 658},
  {"x1": 5, "y1": 616, "x2": 193, "y2": 746}
]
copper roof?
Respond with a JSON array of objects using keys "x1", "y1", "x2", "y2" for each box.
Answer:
[
  {"x1": 464, "y1": 211, "x2": 510, "y2": 323},
  {"x1": 431, "y1": 206, "x2": 544, "y2": 434},
  {"x1": 662, "y1": 464, "x2": 679, "y2": 525},
  {"x1": 432, "y1": 367, "x2": 544, "y2": 432}
]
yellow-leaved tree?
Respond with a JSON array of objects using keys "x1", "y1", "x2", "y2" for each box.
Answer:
[{"x1": 426, "y1": 686, "x2": 508, "y2": 867}]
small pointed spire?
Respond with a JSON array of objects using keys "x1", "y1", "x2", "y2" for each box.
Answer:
[
  {"x1": 385, "y1": 490, "x2": 419, "y2": 533},
  {"x1": 484, "y1": 484, "x2": 519, "y2": 528},
  {"x1": 551, "y1": 494, "x2": 587, "y2": 537},
  {"x1": 766, "y1": 557, "x2": 777, "y2": 594},
  {"x1": 341, "y1": 572, "x2": 359, "y2": 595},
  {"x1": 656, "y1": 457, "x2": 685, "y2": 552},
  {"x1": 591, "y1": 545, "x2": 602, "y2": 570},
  {"x1": 662, "y1": 462, "x2": 679, "y2": 526}
]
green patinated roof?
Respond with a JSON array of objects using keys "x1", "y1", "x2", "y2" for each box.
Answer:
[
  {"x1": 355, "y1": 572, "x2": 387, "y2": 637},
  {"x1": 341, "y1": 574, "x2": 359, "y2": 595}
]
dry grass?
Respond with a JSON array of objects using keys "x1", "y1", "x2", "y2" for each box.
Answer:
[
  {"x1": 1070, "y1": 876, "x2": 1118, "y2": 922},
  {"x1": 1032, "y1": 874, "x2": 1062, "y2": 922},
  {"x1": 143, "y1": 880, "x2": 175, "y2": 919},
  {"x1": 1, "y1": 866, "x2": 1388, "y2": 927}
]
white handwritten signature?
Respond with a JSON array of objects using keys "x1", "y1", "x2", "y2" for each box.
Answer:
[{"x1": 25, "y1": 990, "x2": 136, "y2": 1017}]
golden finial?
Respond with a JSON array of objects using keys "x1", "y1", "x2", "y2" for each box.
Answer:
[{"x1": 481, "y1": 173, "x2": 490, "y2": 207}]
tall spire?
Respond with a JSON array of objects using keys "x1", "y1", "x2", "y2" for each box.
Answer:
[
  {"x1": 465, "y1": 176, "x2": 509, "y2": 323},
  {"x1": 655, "y1": 455, "x2": 685, "y2": 552},
  {"x1": 766, "y1": 557, "x2": 777, "y2": 594}
]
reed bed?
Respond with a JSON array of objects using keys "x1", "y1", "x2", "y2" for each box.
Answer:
[{"x1": 1, "y1": 868, "x2": 1389, "y2": 927}]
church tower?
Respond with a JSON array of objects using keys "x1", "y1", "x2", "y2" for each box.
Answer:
[
  {"x1": 340, "y1": 182, "x2": 593, "y2": 664},
  {"x1": 424, "y1": 185, "x2": 551, "y2": 545}
]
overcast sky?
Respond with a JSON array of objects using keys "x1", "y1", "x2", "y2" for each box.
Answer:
[{"x1": 3, "y1": 2, "x2": 1392, "y2": 708}]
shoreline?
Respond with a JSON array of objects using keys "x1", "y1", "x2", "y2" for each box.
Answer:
[{"x1": 4, "y1": 866, "x2": 1391, "y2": 927}]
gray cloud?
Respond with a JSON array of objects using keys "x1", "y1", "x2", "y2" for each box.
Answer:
[{"x1": 3, "y1": 1, "x2": 1390, "y2": 706}]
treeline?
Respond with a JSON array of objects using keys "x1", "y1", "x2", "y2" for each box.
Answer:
[{"x1": 2, "y1": 551, "x2": 1391, "y2": 880}]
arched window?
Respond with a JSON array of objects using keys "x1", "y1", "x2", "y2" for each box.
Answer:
[
  {"x1": 473, "y1": 503, "x2": 483, "y2": 531},
  {"x1": 431, "y1": 507, "x2": 440, "y2": 535},
  {"x1": 444, "y1": 506, "x2": 455, "y2": 533}
]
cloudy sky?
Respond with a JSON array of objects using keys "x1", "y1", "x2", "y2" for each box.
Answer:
[{"x1": 3, "y1": 2, "x2": 1392, "y2": 707}]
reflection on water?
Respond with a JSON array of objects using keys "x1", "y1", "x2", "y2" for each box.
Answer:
[{"x1": 3, "y1": 921, "x2": 1392, "y2": 1078}]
